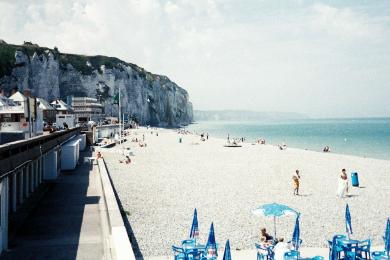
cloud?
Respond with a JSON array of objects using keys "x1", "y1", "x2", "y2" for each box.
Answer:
[{"x1": 1, "y1": 0, "x2": 390, "y2": 117}]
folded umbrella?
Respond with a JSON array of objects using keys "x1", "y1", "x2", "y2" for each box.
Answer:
[
  {"x1": 385, "y1": 218, "x2": 390, "y2": 255},
  {"x1": 206, "y1": 222, "x2": 217, "y2": 258},
  {"x1": 223, "y1": 239, "x2": 232, "y2": 260},
  {"x1": 345, "y1": 204, "x2": 353, "y2": 239},
  {"x1": 189, "y1": 208, "x2": 199, "y2": 240},
  {"x1": 291, "y1": 214, "x2": 300, "y2": 250}
]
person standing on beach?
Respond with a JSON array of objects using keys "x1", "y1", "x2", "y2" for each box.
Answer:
[
  {"x1": 292, "y1": 170, "x2": 301, "y2": 195},
  {"x1": 337, "y1": 169, "x2": 349, "y2": 198}
]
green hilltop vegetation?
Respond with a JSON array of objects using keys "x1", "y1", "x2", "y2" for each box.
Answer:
[{"x1": 0, "y1": 41, "x2": 158, "y2": 81}]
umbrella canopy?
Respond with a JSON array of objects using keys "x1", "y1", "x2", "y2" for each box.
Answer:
[
  {"x1": 345, "y1": 204, "x2": 353, "y2": 238},
  {"x1": 189, "y1": 208, "x2": 199, "y2": 240},
  {"x1": 252, "y1": 203, "x2": 299, "y2": 238},
  {"x1": 291, "y1": 214, "x2": 300, "y2": 250},
  {"x1": 223, "y1": 240, "x2": 232, "y2": 260},
  {"x1": 385, "y1": 218, "x2": 390, "y2": 254},
  {"x1": 206, "y1": 222, "x2": 217, "y2": 258}
]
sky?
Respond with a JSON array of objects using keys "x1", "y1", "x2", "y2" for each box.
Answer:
[{"x1": 1, "y1": 0, "x2": 390, "y2": 118}]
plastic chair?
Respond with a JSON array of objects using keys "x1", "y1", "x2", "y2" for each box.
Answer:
[
  {"x1": 255, "y1": 243, "x2": 275, "y2": 260},
  {"x1": 284, "y1": 250, "x2": 300, "y2": 260},
  {"x1": 328, "y1": 240, "x2": 344, "y2": 260},
  {"x1": 287, "y1": 239, "x2": 303, "y2": 250},
  {"x1": 356, "y1": 239, "x2": 371, "y2": 259},
  {"x1": 187, "y1": 248, "x2": 204, "y2": 260},
  {"x1": 182, "y1": 239, "x2": 196, "y2": 247},
  {"x1": 372, "y1": 251, "x2": 389, "y2": 260},
  {"x1": 172, "y1": 245, "x2": 186, "y2": 260},
  {"x1": 339, "y1": 239, "x2": 358, "y2": 260}
]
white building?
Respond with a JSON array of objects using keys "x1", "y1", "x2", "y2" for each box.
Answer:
[
  {"x1": 0, "y1": 91, "x2": 43, "y2": 144},
  {"x1": 50, "y1": 99, "x2": 72, "y2": 115},
  {"x1": 37, "y1": 98, "x2": 56, "y2": 124},
  {"x1": 70, "y1": 97, "x2": 104, "y2": 122}
]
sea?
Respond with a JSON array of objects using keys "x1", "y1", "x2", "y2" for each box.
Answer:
[{"x1": 186, "y1": 118, "x2": 390, "y2": 161}]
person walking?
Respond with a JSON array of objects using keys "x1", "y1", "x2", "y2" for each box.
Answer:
[
  {"x1": 337, "y1": 169, "x2": 349, "y2": 198},
  {"x1": 292, "y1": 169, "x2": 301, "y2": 195}
]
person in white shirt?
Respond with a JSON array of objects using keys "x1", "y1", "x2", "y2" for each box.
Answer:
[{"x1": 273, "y1": 238, "x2": 292, "y2": 260}]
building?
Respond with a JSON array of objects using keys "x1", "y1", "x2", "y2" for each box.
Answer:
[
  {"x1": 0, "y1": 90, "x2": 43, "y2": 144},
  {"x1": 50, "y1": 99, "x2": 72, "y2": 115},
  {"x1": 36, "y1": 98, "x2": 56, "y2": 124},
  {"x1": 70, "y1": 97, "x2": 104, "y2": 122}
]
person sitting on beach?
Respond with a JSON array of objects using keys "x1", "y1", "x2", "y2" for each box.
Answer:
[
  {"x1": 96, "y1": 151, "x2": 102, "y2": 159},
  {"x1": 292, "y1": 169, "x2": 301, "y2": 195},
  {"x1": 337, "y1": 169, "x2": 349, "y2": 198},
  {"x1": 260, "y1": 228, "x2": 273, "y2": 242},
  {"x1": 125, "y1": 156, "x2": 131, "y2": 164},
  {"x1": 323, "y1": 146, "x2": 330, "y2": 152}
]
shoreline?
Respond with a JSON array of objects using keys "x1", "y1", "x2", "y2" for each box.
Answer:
[{"x1": 185, "y1": 129, "x2": 390, "y2": 163}]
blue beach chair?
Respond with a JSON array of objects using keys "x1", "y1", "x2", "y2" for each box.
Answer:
[
  {"x1": 311, "y1": 256, "x2": 324, "y2": 260},
  {"x1": 284, "y1": 250, "x2": 300, "y2": 260},
  {"x1": 172, "y1": 245, "x2": 186, "y2": 260},
  {"x1": 371, "y1": 251, "x2": 389, "y2": 260},
  {"x1": 328, "y1": 235, "x2": 347, "y2": 259},
  {"x1": 356, "y1": 239, "x2": 371, "y2": 259},
  {"x1": 339, "y1": 239, "x2": 359, "y2": 260},
  {"x1": 255, "y1": 243, "x2": 274, "y2": 260}
]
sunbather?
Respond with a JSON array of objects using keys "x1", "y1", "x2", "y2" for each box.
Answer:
[
  {"x1": 125, "y1": 156, "x2": 131, "y2": 164},
  {"x1": 96, "y1": 151, "x2": 102, "y2": 159},
  {"x1": 260, "y1": 228, "x2": 274, "y2": 242}
]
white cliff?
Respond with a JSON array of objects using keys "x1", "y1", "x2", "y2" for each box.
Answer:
[{"x1": 0, "y1": 43, "x2": 193, "y2": 126}]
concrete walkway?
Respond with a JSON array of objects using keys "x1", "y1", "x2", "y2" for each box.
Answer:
[{"x1": 2, "y1": 157, "x2": 110, "y2": 259}]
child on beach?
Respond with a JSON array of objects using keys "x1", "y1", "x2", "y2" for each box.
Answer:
[{"x1": 292, "y1": 170, "x2": 301, "y2": 195}]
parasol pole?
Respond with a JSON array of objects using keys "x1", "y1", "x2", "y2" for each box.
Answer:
[{"x1": 274, "y1": 215, "x2": 276, "y2": 239}]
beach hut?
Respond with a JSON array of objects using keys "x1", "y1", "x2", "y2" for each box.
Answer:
[{"x1": 61, "y1": 138, "x2": 80, "y2": 170}]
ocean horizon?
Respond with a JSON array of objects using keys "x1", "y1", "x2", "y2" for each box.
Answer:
[{"x1": 187, "y1": 117, "x2": 390, "y2": 161}]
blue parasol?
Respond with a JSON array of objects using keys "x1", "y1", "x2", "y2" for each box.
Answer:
[
  {"x1": 291, "y1": 214, "x2": 300, "y2": 250},
  {"x1": 223, "y1": 239, "x2": 232, "y2": 260},
  {"x1": 252, "y1": 203, "x2": 299, "y2": 238},
  {"x1": 345, "y1": 204, "x2": 353, "y2": 239},
  {"x1": 385, "y1": 218, "x2": 390, "y2": 255},
  {"x1": 206, "y1": 222, "x2": 217, "y2": 258},
  {"x1": 189, "y1": 208, "x2": 199, "y2": 240}
]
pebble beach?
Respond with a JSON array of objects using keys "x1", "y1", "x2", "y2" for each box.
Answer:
[{"x1": 100, "y1": 127, "x2": 390, "y2": 258}]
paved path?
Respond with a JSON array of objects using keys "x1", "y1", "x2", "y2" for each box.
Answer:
[{"x1": 2, "y1": 157, "x2": 110, "y2": 260}]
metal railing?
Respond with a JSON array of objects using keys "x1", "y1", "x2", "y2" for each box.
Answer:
[{"x1": 0, "y1": 127, "x2": 81, "y2": 180}]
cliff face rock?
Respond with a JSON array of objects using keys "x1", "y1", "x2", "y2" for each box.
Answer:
[{"x1": 0, "y1": 42, "x2": 193, "y2": 127}]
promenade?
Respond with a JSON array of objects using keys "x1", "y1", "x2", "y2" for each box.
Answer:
[{"x1": 2, "y1": 153, "x2": 111, "y2": 259}]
